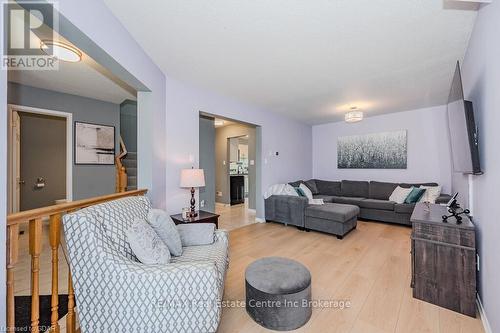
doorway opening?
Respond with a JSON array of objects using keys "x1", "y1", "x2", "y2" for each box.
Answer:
[
  {"x1": 199, "y1": 113, "x2": 261, "y2": 230},
  {"x1": 7, "y1": 105, "x2": 72, "y2": 213}
]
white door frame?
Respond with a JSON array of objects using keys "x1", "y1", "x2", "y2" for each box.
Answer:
[{"x1": 7, "y1": 104, "x2": 73, "y2": 207}]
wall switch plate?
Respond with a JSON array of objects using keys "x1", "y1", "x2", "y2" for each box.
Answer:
[
  {"x1": 200, "y1": 200, "x2": 205, "y2": 207},
  {"x1": 216, "y1": 191, "x2": 222, "y2": 197},
  {"x1": 250, "y1": 160, "x2": 255, "y2": 165}
]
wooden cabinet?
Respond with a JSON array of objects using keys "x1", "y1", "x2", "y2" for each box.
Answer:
[{"x1": 410, "y1": 203, "x2": 476, "y2": 317}]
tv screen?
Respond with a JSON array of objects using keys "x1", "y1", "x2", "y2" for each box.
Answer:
[{"x1": 447, "y1": 62, "x2": 482, "y2": 175}]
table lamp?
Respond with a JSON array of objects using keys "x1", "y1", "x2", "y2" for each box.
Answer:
[{"x1": 180, "y1": 168, "x2": 205, "y2": 218}]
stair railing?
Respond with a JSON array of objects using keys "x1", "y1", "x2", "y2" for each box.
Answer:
[
  {"x1": 115, "y1": 137, "x2": 128, "y2": 193},
  {"x1": 6, "y1": 189, "x2": 148, "y2": 333}
]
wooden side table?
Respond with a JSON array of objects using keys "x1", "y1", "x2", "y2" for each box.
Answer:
[
  {"x1": 410, "y1": 203, "x2": 476, "y2": 317},
  {"x1": 170, "y1": 210, "x2": 220, "y2": 229}
]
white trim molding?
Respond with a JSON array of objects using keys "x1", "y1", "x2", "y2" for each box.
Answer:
[
  {"x1": 477, "y1": 295, "x2": 493, "y2": 333},
  {"x1": 7, "y1": 104, "x2": 73, "y2": 203},
  {"x1": 255, "y1": 217, "x2": 266, "y2": 223}
]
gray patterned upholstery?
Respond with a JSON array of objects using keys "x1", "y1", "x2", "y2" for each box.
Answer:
[{"x1": 63, "y1": 196, "x2": 229, "y2": 333}]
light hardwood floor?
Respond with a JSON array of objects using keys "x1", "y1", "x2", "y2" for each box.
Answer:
[
  {"x1": 219, "y1": 221, "x2": 485, "y2": 333},
  {"x1": 13, "y1": 218, "x2": 485, "y2": 333},
  {"x1": 216, "y1": 199, "x2": 256, "y2": 231}
]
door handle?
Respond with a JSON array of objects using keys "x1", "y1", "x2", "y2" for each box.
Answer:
[{"x1": 18, "y1": 180, "x2": 25, "y2": 185}]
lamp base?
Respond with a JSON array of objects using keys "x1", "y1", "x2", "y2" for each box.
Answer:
[{"x1": 189, "y1": 187, "x2": 197, "y2": 218}]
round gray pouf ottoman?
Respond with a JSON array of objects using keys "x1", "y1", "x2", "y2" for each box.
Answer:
[{"x1": 245, "y1": 257, "x2": 312, "y2": 331}]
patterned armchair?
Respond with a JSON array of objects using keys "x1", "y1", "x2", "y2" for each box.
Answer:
[{"x1": 63, "y1": 196, "x2": 229, "y2": 333}]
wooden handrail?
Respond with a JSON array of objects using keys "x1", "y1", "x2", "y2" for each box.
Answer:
[
  {"x1": 6, "y1": 189, "x2": 148, "y2": 332},
  {"x1": 7, "y1": 189, "x2": 147, "y2": 225},
  {"x1": 115, "y1": 136, "x2": 128, "y2": 193}
]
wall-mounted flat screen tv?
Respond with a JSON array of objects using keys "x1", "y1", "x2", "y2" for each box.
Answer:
[{"x1": 447, "y1": 61, "x2": 482, "y2": 175}]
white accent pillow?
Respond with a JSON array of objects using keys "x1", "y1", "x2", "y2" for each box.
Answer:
[
  {"x1": 418, "y1": 185, "x2": 442, "y2": 203},
  {"x1": 299, "y1": 183, "x2": 313, "y2": 200},
  {"x1": 126, "y1": 218, "x2": 171, "y2": 265},
  {"x1": 389, "y1": 186, "x2": 413, "y2": 204},
  {"x1": 148, "y1": 209, "x2": 183, "y2": 256}
]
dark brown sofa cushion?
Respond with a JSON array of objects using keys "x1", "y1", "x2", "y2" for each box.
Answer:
[
  {"x1": 341, "y1": 180, "x2": 369, "y2": 198},
  {"x1": 369, "y1": 181, "x2": 399, "y2": 200}
]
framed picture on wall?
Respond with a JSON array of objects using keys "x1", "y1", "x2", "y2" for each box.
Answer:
[
  {"x1": 74, "y1": 121, "x2": 115, "y2": 165},
  {"x1": 337, "y1": 130, "x2": 407, "y2": 169}
]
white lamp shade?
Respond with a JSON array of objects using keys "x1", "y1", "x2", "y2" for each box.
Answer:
[{"x1": 180, "y1": 169, "x2": 205, "y2": 188}]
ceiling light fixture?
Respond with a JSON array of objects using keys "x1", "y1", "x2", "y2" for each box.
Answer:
[
  {"x1": 214, "y1": 119, "x2": 225, "y2": 126},
  {"x1": 345, "y1": 107, "x2": 364, "y2": 123},
  {"x1": 40, "y1": 40, "x2": 82, "y2": 62}
]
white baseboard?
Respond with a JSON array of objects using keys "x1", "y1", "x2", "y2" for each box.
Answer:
[
  {"x1": 247, "y1": 208, "x2": 256, "y2": 213},
  {"x1": 255, "y1": 217, "x2": 265, "y2": 223},
  {"x1": 477, "y1": 295, "x2": 492, "y2": 333}
]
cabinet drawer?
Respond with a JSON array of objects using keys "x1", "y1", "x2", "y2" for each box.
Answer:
[{"x1": 413, "y1": 222, "x2": 475, "y2": 248}]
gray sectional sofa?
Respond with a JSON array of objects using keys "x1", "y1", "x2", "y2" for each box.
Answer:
[{"x1": 265, "y1": 180, "x2": 451, "y2": 232}]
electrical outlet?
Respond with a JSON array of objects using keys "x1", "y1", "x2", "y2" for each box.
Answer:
[
  {"x1": 200, "y1": 200, "x2": 205, "y2": 208},
  {"x1": 216, "y1": 191, "x2": 222, "y2": 197},
  {"x1": 477, "y1": 254, "x2": 480, "y2": 271}
]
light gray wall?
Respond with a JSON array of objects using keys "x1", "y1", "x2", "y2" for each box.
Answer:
[
  {"x1": 461, "y1": 2, "x2": 500, "y2": 331},
  {"x1": 199, "y1": 116, "x2": 216, "y2": 212},
  {"x1": 8, "y1": 82, "x2": 120, "y2": 200},
  {"x1": 19, "y1": 113, "x2": 66, "y2": 210},
  {"x1": 215, "y1": 124, "x2": 256, "y2": 209},
  {"x1": 165, "y1": 76, "x2": 312, "y2": 219},
  {"x1": 313, "y1": 105, "x2": 453, "y2": 193},
  {"x1": 120, "y1": 100, "x2": 137, "y2": 152}
]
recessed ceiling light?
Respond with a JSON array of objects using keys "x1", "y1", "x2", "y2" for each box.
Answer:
[
  {"x1": 345, "y1": 107, "x2": 363, "y2": 123},
  {"x1": 40, "y1": 40, "x2": 82, "y2": 62}
]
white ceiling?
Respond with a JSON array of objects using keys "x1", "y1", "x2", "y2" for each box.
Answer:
[{"x1": 104, "y1": 0, "x2": 477, "y2": 124}]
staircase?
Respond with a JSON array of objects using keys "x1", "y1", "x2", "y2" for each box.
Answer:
[{"x1": 122, "y1": 151, "x2": 137, "y2": 190}]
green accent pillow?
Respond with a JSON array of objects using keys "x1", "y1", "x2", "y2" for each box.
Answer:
[
  {"x1": 405, "y1": 187, "x2": 426, "y2": 204},
  {"x1": 295, "y1": 187, "x2": 306, "y2": 197}
]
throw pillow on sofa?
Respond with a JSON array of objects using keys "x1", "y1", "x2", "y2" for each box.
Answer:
[
  {"x1": 148, "y1": 209, "x2": 183, "y2": 256},
  {"x1": 418, "y1": 185, "x2": 442, "y2": 203},
  {"x1": 405, "y1": 187, "x2": 426, "y2": 203},
  {"x1": 299, "y1": 183, "x2": 314, "y2": 199},
  {"x1": 126, "y1": 218, "x2": 171, "y2": 265},
  {"x1": 389, "y1": 186, "x2": 413, "y2": 204},
  {"x1": 295, "y1": 187, "x2": 307, "y2": 197}
]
